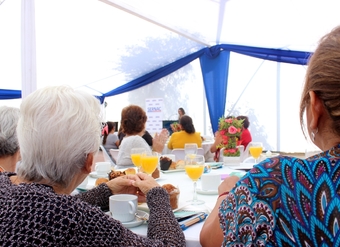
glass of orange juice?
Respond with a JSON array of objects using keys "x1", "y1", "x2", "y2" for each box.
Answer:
[
  {"x1": 140, "y1": 151, "x2": 159, "y2": 176},
  {"x1": 184, "y1": 154, "x2": 205, "y2": 205},
  {"x1": 131, "y1": 148, "x2": 146, "y2": 172},
  {"x1": 249, "y1": 142, "x2": 263, "y2": 164}
]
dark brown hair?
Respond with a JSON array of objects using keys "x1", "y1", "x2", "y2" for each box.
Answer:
[
  {"x1": 299, "y1": 26, "x2": 340, "y2": 136},
  {"x1": 102, "y1": 121, "x2": 115, "y2": 145},
  {"x1": 180, "y1": 115, "x2": 195, "y2": 134},
  {"x1": 236, "y1": 116, "x2": 250, "y2": 129},
  {"x1": 121, "y1": 105, "x2": 147, "y2": 135}
]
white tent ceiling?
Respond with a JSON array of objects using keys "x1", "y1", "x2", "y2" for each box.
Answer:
[
  {"x1": 101, "y1": 0, "x2": 340, "y2": 51},
  {"x1": 1, "y1": 0, "x2": 339, "y2": 153}
]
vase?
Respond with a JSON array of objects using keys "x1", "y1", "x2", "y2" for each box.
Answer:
[{"x1": 223, "y1": 156, "x2": 241, "y2": 166}]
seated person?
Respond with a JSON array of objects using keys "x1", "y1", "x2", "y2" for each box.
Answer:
[
  {"x1": 200, "y1": 26, "x2": 340, "y2": 246},
  {"x1": 0, "y1": 106, "x2": 20, "y2": 172},
  {"x1": 236, "y1": 115, "x2": 252, "y2": 149},
  {"x1": 116, "y1": 105, "x2": 168, "y2": 168},
  {"x1": 119, "y1": 130, "x2": 153, "y2": 147},
  {"x1": 102, "y1": 121, "x2": 119, "y2": 153},
  {"x1": 167, "y1": 115, "x2": 202, "y2": 150},
  {"x1": 209, "y1": 130, "x2": 224, "y2": 162},
  {"x1": 0, "y1": 85, "x2": 185, "y2": 246}
]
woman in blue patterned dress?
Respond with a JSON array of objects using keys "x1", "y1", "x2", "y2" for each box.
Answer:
[{"x1": 200, "y1": 26, "x2": 340, "y2": 246}]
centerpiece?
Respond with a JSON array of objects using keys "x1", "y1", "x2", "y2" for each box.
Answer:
[
  {"x1": 170, "y1": 122, "x2": 181, "y2": 133},
  {"x1": 216, "y1": 116, "x2": 244, "y2": 165}
]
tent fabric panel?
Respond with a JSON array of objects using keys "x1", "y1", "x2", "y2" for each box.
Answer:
[
  {"x1": 101, "y1": 49, "x2": 206, "y2": 102},
  {"x1": 200, "y1": 50, "x2": 230, "y2": 133},
  {"x1": 0, "y1": 89, "x2": 21, "y2": 99}
]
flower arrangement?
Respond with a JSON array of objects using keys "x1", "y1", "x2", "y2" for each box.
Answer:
[
  {"x1": 217, "y1": 116, "x2": 244, "y2": 157},
  {"x1": 171, "y1": 122, "x2": 181, "y2": 132}
]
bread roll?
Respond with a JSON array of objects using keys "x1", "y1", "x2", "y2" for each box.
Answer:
[
  {"x1": 125, "y1": 168, "x2": 136, "y2": 175},
  {"x1": 176, "y1": 160, "x2": 185, "y2": 169},
  {"x1": 108, "y1": 170, "x2": 125, "y2": 180},
  {"x1": 95, "y1": 177, "x2": 109, "y2": 186},
  {"x1": 151, "y1": 167, "x2": 160, "y2": 179},
  {"x1": 162, "y1": 184, "x2": 180, "y2": 209}
]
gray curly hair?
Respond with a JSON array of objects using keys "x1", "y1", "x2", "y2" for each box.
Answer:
[{"x1": 0, "y1": 106, "x2": 20, "y2": 158}]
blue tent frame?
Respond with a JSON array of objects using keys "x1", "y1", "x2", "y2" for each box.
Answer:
[{"x1": 0, "y1": 43, "x2": 311, "y2": 133}]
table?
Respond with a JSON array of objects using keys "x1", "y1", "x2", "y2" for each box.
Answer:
[{"x1": 83, "y1": 165, "x2": 244, "y2": 247}]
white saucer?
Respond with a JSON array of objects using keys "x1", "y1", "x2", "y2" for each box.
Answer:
[
  {"x1": 197, "y1": 188, "x2": 218, "y2": 195},
  {"x1": 105, "y1": 210, "x2": 149, "y2": 228},
  {"x1": 138, "y1": 201, "x2": 187, "y2": 213},
  {"x1": 89, "y1": 171, "x2": 109, "y2": 178},
  {"x1": 76, "y1": 184, "x2": 95, "y2": 192}
]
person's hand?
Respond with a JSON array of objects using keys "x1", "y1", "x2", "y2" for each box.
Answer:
[
  {"x1": 152, "y1": 128, "x2": 169, "y2": 153},
  {"x1": 218, "y1": 175, "x2": 240, "y2": 195},
  {"x1": 214, "y1": 131, "x2": 223, "y2": 144},
  {"x1": 210, "y1": 131, "x2": 223, "y2": 153},
  {"x1": 131, "y1": 172, "x2": 160, "y2": 195},
  {"x1": 106, "y1": 175, "x2": 147, "y2": 203}
]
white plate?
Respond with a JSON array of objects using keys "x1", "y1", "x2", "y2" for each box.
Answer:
[
  {"x1": 89, "y1": 171, "x2": 109, "y2": 178},
  {"x1": 161, "y1": 169, "x2": 185, "y2": 173},
  {"x1": 262, "y1": 153, "x2": 280, "y2": 158},
  {"x1": 105, "y1": 210, "x2": 149, "y2": 228},
  {"x1": 76, "y1": 184, "x2": 95, "y2": 192},
  {"x1": 196, "y1": 188, "x2": 218, "y2": 195},
  {"x1": 225, "y1": 163, "x2": 255, "y2": 170},
  {"x1": 138, "y1": 201, "x2": 188, "y2": 213}
]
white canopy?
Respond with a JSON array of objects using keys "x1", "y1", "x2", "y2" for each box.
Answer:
[{"x1": 1, "y1": 0, "x2": 338, "y2": 153}]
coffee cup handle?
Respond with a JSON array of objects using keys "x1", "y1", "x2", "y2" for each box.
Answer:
[
  {"x1": 129, "y1": 201, "x2": 136, "y2": 214},
  {"x1": 95, "y1": 164, "x2": 98, "y2": 171}
]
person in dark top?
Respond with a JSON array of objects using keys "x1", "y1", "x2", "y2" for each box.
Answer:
[
  {"x1": 0, "y1": 85, "x2": 185, "y2": 247},
  {"x1": 119, "y1": 129, "x2": 153, "y2": 147}
]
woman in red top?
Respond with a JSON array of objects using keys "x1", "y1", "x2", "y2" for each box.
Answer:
[{"x1": 236, "y1": 115, "x2": 252, "y2": 149}]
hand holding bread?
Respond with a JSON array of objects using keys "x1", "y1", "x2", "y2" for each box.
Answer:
[{"x1": 131, "y1": 172, "x2": 161, "y2": 195}]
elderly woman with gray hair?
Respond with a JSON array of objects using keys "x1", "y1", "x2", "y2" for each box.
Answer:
[
  {"x1": 0, "y1": 106, "x2": 20, "y2": 172},
  {"x1": 0, "y1": 86, "x2": 185, "y2": 246}
]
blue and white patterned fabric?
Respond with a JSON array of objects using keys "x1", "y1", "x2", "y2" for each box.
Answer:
[{"x1": 219, "y1": 144, "x2": 340, "y2": 246}]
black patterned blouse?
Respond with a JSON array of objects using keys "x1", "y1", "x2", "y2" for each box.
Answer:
[{"x1": 0, "y1": 173, "x2": 185, "y2": 246}]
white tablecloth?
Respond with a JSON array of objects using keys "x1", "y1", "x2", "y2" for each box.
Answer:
[{"x1": 84, "y1": 166, "x2": 244, "y2": 247}]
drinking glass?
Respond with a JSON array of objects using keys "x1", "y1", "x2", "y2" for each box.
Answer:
[
  {"x1": 130, "y1": 148, "x2": 146, "y2": 172},
  {"x1": 140, "y1": 151, "x2": 159, "y2": 175},
  {"x1": 249, "y1": 142, "x2": 263, "y2": 164},
  {"x1": 184, "y1": 143, "x2": 198, "y2": 157},
  {"x1": 184, "y1": 154, "x2": 205, "y2": 205}
]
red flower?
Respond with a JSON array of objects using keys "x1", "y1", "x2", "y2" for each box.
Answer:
[{"x1": 228, "y1": 126, "x2": 237, "y2": 134}]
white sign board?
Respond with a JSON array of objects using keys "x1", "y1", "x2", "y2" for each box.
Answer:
[{"x1": 145, "y1": 98, "x2": 163, "y2": 134}]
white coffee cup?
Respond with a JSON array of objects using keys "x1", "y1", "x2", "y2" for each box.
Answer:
[
  {"x1": 95, "y1": 162, "x2": 111, "y2": 176},
  {"x1": 109, "y1": 194, "x2": 137, "y2": 222},
  {"x1": 201, "y1": 173, "x2": 221, "y2": 191}
]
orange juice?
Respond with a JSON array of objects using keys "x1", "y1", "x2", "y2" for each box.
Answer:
[
  {"x1": 141, "y1": 156, "x2": 158, "y2": 175},
  {"x1": 249, "y1": 146, "x2": 263, "y2": 159},
  {"x1": 131, "y1": 154, "x2": 142, "y2": 167},
  {"x1": 185, "y1": 165, "x2": 204, "y2": 181}
]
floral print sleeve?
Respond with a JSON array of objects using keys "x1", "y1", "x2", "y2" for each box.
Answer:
[{"x1": 219, "y1": 145, "x2": 340, "y2": 247}]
